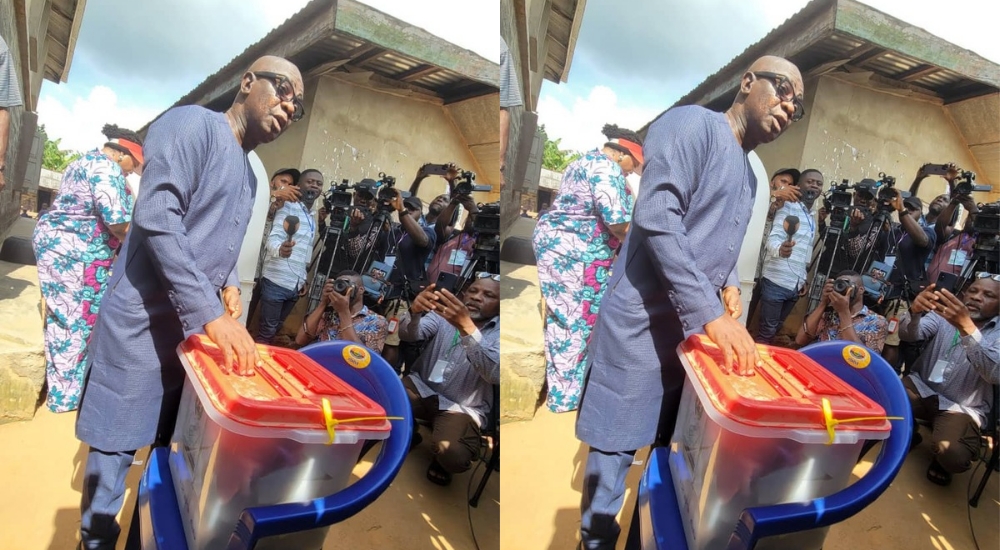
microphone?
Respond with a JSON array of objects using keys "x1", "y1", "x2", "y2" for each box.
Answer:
[
  {"x1": 783, "y1": 215, "x2": 799, "y2": 242},
  {"x1": 283, "y1": 215, "x2": 299, "y2": 242},
  {"x1": 802, "y1": 188, "x2": 819, "y2": 202}
]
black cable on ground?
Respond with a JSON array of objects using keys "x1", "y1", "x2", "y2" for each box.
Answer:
[
  {"x1": 467, "y1": 458, "x2": 486, "y2": 550},
  {"x1": 966, "y1": 444, "x2": 990, "y2": 550}
]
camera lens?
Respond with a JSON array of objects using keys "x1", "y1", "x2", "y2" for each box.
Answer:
[
  {"x1": 833, "y1": 279, "x2": 851, "y2": 295},
  {"x1": 333, "y1": 279, "x2": 351, "y2": 295}
]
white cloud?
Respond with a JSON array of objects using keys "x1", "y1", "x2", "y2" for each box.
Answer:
[
  {"x1": 537, "y1": 85, "x2": 662, "y2": 153},
  {"x1": 37, "y1": 86, "x2": 161, "y2": 153}
]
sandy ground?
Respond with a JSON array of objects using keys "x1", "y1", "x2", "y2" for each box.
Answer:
[
  {"x1": 501, "y1": 407, "x2": 999, "y2": 550},
  {"x1": 0, "y1": 407, "x2": 498, "y2": 550}
]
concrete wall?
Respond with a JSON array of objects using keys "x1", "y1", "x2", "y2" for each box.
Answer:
[{"x1": 255, "y1": 75, "x2": 489, "y2": 207}]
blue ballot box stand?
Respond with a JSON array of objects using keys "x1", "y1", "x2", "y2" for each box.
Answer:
[
  {"x1": 137, "y1": 340, "x2": 412, "y2": 550},
  {"x1": 635, "y1": 340, "x2": 913, "y2": 550}
]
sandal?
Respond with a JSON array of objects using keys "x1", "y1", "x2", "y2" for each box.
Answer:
[
  {"x1": 926, "y1": 460, "x2": 952, "y2": 487},
  {"x1": 426, "y1": 460, "x2": 453, "y2": 486}
]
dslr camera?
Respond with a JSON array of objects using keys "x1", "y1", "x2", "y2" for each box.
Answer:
[{"x1": 374, "y1": 172, "x2": 398, "y2": 214}]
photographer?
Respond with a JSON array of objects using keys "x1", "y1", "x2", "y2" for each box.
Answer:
[
  {"x1": 399, "y1": 275, "x2": 500, "y2": 486},
  {"x1": 408, "y1": 162, "x2": 462, "y2": 243},
  {"x1": 296, "y1": 270, "x2": 388, "y2": 352},
  {"x1": 795, "y1": 270, "x2": 888, "y2": 352},
  {"x1": 928, "y1": 194, "x2": 979, "y2": 283},
  {"x1": 900, "y1": 275, "x2": 999, "y2": 486},
  {"x1": 427, "y1": 193, "x2": 481, "y2": 283},
  {"x1": 255, "y1": 169, "x2": 324, "y2": 344},
  {"x1": 840, "y1": 181, "x2": 892, "y2": 273},
  {"x1": 343, "y1": 180, "x2": 392, "y2": 272}
]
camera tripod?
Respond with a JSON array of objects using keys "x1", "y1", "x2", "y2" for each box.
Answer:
[
  {"x1": 306, "y1": 212, "x2": 350, "y2": 312},
  {"x1": 957, "y1": 235, "x2": 1000, "y2": 291},
  {"x1": 457, "y1": 233, "x2": 500, "y2": 291},
  {"x1": 806, "y1": 212, "x2": 850, "y2": 311}
]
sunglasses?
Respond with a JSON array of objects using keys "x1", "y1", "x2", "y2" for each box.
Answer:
[
  {"x1": 252, "y1": 71, "x2": 304, "y2": 122},
  {"x1": 476, "y1": 272, "x2": 500, "y2": 282},
  {"x1": 975, "y1": 272, "x2": 1000, "y2": 282},
  {"x1": 751, "y1": 71, "x2": 804, "y2": 122}
]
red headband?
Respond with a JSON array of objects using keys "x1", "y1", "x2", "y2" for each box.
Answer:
[{"x1": 617, "y1": 139, "x2": 643, "y2": 166}]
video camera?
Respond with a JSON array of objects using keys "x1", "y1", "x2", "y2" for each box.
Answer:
[
  {"x1": 873, "y1": 172, "x2": 898, "y2": 215},
  {"x1": 954, "y1": 170, "x2": 991, "y2": 196},
  {"x1": 472, "y1": 201, "x2": 501, "y2": 236},
  {"x1": 822, "y1": 179, "x2": 855, "y2": 226},
  {"x1": 973, "y1": 201, "x2": 1000, "y2": 235},
  {"x1": 322, "y1": 179, "x2": 355, "y2": 220},
  {"x1": 454, "y1": 170, "x2": 492, "y2": 196},
  {"x1": 373, "y1": 172, "x2": 398, "y2": 214}
]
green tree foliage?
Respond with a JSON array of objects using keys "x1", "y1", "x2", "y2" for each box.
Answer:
[
  {"x1": 40, "y1": 125, "x2": 80, "y2": 172},
  {"x1": 540, "y1": 124, "x2": 580, "y2": 172}
]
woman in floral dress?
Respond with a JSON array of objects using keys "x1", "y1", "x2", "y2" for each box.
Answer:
[
  {"x1": 32, "y1": 124, "x2": 143, "y2": 412},
  {"x1": 532, "y1": 124, "x2": 643, "y2": 412}
]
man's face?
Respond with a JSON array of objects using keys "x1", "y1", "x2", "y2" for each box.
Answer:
[
  {"x1": 462, "y1": 278, "x2": 499, "y2": 321},
  {"x1": 745, "y1": 66, "x2": 804, "y2": 144},
  {"x1": 799, "y1": 171, "x2": 824, "y2": 198},
  {"x1": 771, "y1": 174, "x2": 795, "y2": 189},
  {"x1": 962, "y1": 277, "x2": 999, "y2": 323},
  {"x1": 354, "y1": 192, "x2": 375, "y2": 212},
  {"x1": 300, "y1": 172, "x2": 323, "y2": 196},
  {"x1": 245, "y1": 64, "x2": 304, "y2": 144},
  {"x1": 271, "y1": 174, "x2": 295, "y2": 190},
  {"x1": 854, "y1": 192, "x2": 874, "y2": 212},
  {"x1": 430, "y1": 194, "x2": 450, "y2": 215},
  {"x1": 929, "y1": 194, "x2": 949, "y2": 215}
]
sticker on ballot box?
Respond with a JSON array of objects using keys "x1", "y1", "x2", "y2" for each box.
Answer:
[
  {"x1": 343, "y1": 345, "x2": 371, "y2": 369},
  {"x1": 843, "y1": 345, "x2": 871, "y2": 369}
]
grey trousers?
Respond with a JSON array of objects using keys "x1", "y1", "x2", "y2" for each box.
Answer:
[
  {"x1": 580, "y1": 446, "x2": 636, "y2": 550},
  {"x1": 80, "y1": 447, "x2": 136, "y2": 550}
]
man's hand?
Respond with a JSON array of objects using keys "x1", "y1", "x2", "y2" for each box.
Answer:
[
  {"x1": 957, "y1": 193, "x2": 979, "y2": 214},
  {"x1": 278, "y1": 240, "x2": 295, "y2": 258},
  {"x1": 272, "y1": 185, "x2": 301, "y2": 203},
  {"x1": 704, "y1": 314, "x2": 760, "y2": 376},
  {"x1": 349, "y1": 208, "x2": 366, "y2": 228},
  {"x1": 389, "y1": 189, "x2": 404, "y2": 213},
  {"x1": 817, "y1": 206, "x2": 828, "y2": 221},
  {"x1": 943, "y1": 162, "x2": 961, "y2": 183},
  {"x1": 222, "y1": 286, "x2": 242, "y2": 319},
  {"x1": 849, "y1": 208, "x2": 866, "y2": 228},
  {"x1": 327, "y1": 285, "x2": 352, "y2": 316},
  {"x1": 888, "y1": 189, "x2": 903, "y2": 213},
  {"x1": 772, "y1": 186, "x2": 801, "y2": 203},
  {"x1": 435, "y1": 288, "x2": 478, "y2": 335},
  {"x1": 204, "y1": 314, "x2": 261, "y2": 376},
  {"x1": 458, "y1": 194, "x2": 478, "y2": 214},
  {"x1": 444, "y1": 163, "x2": 461, "y2": 182},
  {"x1": 722, "y1": 286, "x2": 742, "y2": 319},
  {"x1": 317, "y1": 206, "x2": 328, "y2": 221},
  {"x1": 828, "y1": 286, "x2": 852, "y2": 316},
  {"x1": 934, "y1": 288, "x2": 978, "y2": 335},
  {"x1": 410, "y1": 284, "x2": 439, "y2": 315},
  {"x1": 819, "y1": 279, "x2": 834, "y2": 308},
  {"x1": 910, "y1": 283, "x2": 939, "y2": 315},
  {"x1": 778, "y1": 240, "x2": 796, "y2": 258}
]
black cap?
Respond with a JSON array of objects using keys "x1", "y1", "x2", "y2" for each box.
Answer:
[
  {"x1": 903, "y1": 196, "x2": 923, "y2": 211},
  {"x1": 403, "y1": 196, "x2": 423, "y2": 211},
  {"x1": 855, "y1": 179, "x2": 877, "y2": 196},
  {"x1": 355, "y1": 179, "x2": 377, "y2": 196},
  {"x1": 271, "y1": 168, "x2": 300, "y2": 184},
  {"x1": 771, "y1": 168, "x2": 801, "y2": 184}
]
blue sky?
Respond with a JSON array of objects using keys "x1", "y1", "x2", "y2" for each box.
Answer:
[
  {"x1": 538, "y1": 0, "x2": 1000, "y2": 153},
  {"x1": 38, "y1": 0, "x2": 499, "y2": 153}
]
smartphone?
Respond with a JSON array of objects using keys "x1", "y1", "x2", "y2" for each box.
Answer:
[
  {"x1": 422, "y1": 163, "x2": 453, "y2": 176},
  {"x1": 923, "y1": 163, "x2": 951, "y2": 176},
  {"x1": 935, "y1": 272, "x2": 959, "y2": 294},
  {"x1": 435, "y1": 272, "x2": 460, "y2": 294}
]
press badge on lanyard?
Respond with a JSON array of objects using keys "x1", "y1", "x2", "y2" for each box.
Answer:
[
  {"x1": 448, "y1": 249, "x2": 468, "y2": 267},
  {"x1": 429, "y1": 329, "x2": 462, "y2": 383}
]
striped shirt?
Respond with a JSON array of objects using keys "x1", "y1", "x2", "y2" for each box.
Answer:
[
  {"x1": 0, "y1": 36, "x2": 23, "y2": 107},
  {"x1": 760, "y1": 201, "x2": 816, "y2": 292},
  {"x1": 261, "y1": 201, "x2": 316, "y2": 292},
  {"x1": 400, "y1": 311, "x2": 499, "y2": 428},
  {"x1": 499, "y1": 37, "x2": 522, "y2": 108},
  {"x1": 900, "y1": 311, "x2": 999, "y2": 428}
]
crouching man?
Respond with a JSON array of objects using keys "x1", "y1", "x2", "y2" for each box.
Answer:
[{"x1": 400, "y1": 273, "x2": 500, "y2": 486}]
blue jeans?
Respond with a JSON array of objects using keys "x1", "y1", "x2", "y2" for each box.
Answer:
[
  {"x1": 755, "y1": 277, "x2": 801, "y2": 344},
  {"x1": 255, "y1": 277, "x2": 300, "y2": 344}
]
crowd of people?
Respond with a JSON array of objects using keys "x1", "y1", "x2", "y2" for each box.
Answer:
[
  {"x1": 529, "y1": 54, "x2": 998, "y2": 550},
  {"x1": 22, "y1": 52, "x2": 501, "y2": 549}
]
